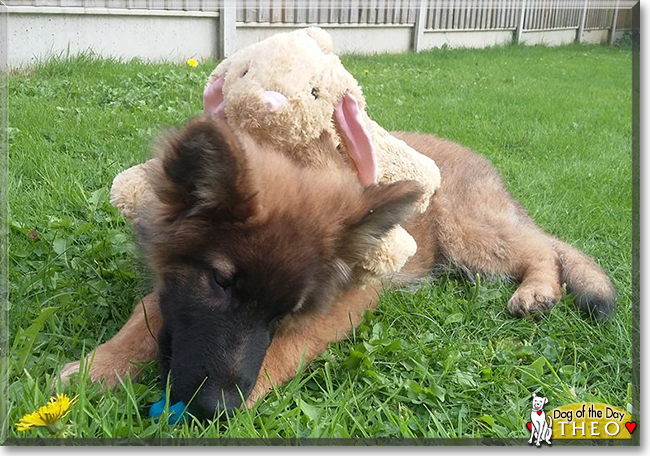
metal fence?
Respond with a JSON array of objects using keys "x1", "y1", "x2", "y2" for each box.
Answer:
[{"x1": 6, "y1": 0, "x2": 636, "y2": 31}]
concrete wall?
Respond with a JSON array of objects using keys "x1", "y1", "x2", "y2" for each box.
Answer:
[
  {"x1": 520, "y1": 29, "x2": 578, "y2": 46},
  {"x1": 421, "y1": 29, "x2": 513, "y2": 50},
  {"x1": 0, "y1": 6, "x2": 7, "y2": 73},
  {"x1": 583, "y1": 29, "x2": 611, "y2": 45},
  {"x1": 7, "y1": 7, "x2": 218, "y2": 68}
]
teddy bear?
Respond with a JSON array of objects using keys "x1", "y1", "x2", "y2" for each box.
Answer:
[{"x1": 110, "y1": 27, "x2": 441, "y2": 281}]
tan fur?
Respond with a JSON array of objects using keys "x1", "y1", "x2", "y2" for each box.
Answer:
[
  {"x1": 60, "y1": 131, "x2": 615, "y2": 405},
  {"x1": 395, "y1": 132, "x2": 613, "y2": 318},
  {"x1": 247, "y1": 285, "x2": 381, "y2": 406}
]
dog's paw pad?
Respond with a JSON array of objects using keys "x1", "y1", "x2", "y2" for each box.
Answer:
[{"x1": 507, "y1": 282, "x2": 561, "y2": 318}]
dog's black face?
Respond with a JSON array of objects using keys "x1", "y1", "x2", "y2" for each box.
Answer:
[
  {"x1": 154, "y1": 234, "x2": 337, "y2": 418},
  {"x1": 156, "y1": 265, "x2": 271, "y2": 417},
  {"x1": 141, "y1": 117, "x2": 423, "y2": 419}
]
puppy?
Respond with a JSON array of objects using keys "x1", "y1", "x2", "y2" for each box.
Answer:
[
  {"x1": 60, "y1": 118, "x2": 616, "y2": 419},
  {"x1": 140, "y1": 118, "x2": 424, "y2": 418}
]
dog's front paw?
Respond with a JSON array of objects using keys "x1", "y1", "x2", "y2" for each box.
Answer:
[
  {"x1": 507, "y1": 281, "x2": 561, "y2": 318},
  {"x1": 56, "y1": 349, "x2": 139, "y2": 389},
  {"x1": 58, "y1": 360, "x2": 82, "y2": 386}
]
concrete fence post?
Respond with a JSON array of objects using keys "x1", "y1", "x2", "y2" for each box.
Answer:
[
  {"x1": 515, "y1": 0, "x2": 527, "y2": 44},
  {"x1": 413, "y1": 0, "x2": 427, "y2": 52},
  {"x1": 219, "y1": 0, "x2": 237, "y2": 59},
  {"x1": 609, "y1": 0, "x2": 621, "y2": 45},
  {"x1": 577, "y1": 0, "x2": 589, "y2": 43}
]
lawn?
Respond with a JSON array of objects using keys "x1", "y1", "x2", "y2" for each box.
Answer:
[{"x1": 4, "y1": 43, "x2": 632, "y2": 441}]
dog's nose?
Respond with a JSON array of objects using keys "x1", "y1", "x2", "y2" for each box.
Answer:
[
  {"x1": 186, "y1": 386, "x2": 245, "y2": 420},
  {"x1": 262, "y1": 91, "x2": 287, "y2": 111}
]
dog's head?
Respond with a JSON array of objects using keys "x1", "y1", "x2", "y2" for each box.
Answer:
[
  {"x1": 140, "y1": 117, "x2": 423, "y2": 419},
  {"x1": 531, "y1": 392, "x2": 549, "y2": 412}
]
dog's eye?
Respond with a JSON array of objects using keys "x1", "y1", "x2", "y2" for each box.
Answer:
[
  {"x1": 241, "y1": 69, "x2": 248, "y2": 78},
  {"x1": 311, "y1": 87, "x2": 319, "y2": 99},
  {"x1": 213, "y1": 269, "x2": 231, "y2": 289}
]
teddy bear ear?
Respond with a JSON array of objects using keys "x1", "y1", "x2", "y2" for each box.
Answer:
[
  {"x1": 204, "y1": 76, "x2": 225, "y2": 116},
  {"x1": 303, "y1": 27, "x2": 333, "y2": 54},
  {"x1": 334, "y1": 91, "x2": 378, "y2": 186}
]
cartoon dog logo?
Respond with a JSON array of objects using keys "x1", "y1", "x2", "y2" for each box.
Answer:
[{"x1": 528, "y1": 392, "x2": 552, "y2": 446}]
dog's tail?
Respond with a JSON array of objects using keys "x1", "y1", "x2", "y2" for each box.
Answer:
[
  {"x1": 546, "y1": 415, "x2": 553, "y2": 428},
  {"x1": 550, "y1": 239, "x2": 616, "y2": 320}
]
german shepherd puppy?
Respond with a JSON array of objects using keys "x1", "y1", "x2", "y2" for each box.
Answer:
[{"x1": 60, "y1": 116, "x2": 615, "y2": 420}]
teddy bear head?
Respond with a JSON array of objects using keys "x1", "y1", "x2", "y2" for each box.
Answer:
[{"x1": 203, "y1": 27, "x2": 378, "y2": 185}]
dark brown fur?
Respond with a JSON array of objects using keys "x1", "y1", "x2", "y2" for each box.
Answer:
[
  {"x1": 142, "y1": 118, "x2": 424, "y2": 318},
  {"x1": 60, "y1": 119, "x2": 616, "y2": 412}
]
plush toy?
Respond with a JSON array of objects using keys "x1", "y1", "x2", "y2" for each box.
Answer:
[{"x1": 110, "y1": 27, "x2": 441, "y2": 281}]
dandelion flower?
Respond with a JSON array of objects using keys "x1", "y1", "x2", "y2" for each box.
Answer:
[
  {"x1": 187, "y1": 58, "x2": 199, "y2": 67},
  {"x1": 16, "y1": 393, "x2": 76, "y2": 434}
]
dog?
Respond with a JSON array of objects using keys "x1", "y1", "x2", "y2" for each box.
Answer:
[
  {"x1": 59, "y1": 117, "x2": 616, "y2": 419},
  {"x1": 529, "y1": 392, "x2": 553, "y2": 446}
]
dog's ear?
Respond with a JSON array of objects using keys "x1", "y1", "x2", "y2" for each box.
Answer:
[
  {"x1": 532, "y1": 392, "x2": 537, "y2": 398},
  {"x1": 339, "y1": 180, "x2": 424, "y2": 266},
  {"x1": 544, "y1": 397, "x2": 548, "y2": 405},
  {"x1": 150, "y1": 117, "x2": 259, "y2": 223}
]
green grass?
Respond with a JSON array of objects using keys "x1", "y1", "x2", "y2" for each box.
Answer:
[{"x1": 5, "y1": 44, "x2": 632, "y2": 441}]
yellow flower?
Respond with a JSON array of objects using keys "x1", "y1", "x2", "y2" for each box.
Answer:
[
  {"x1": 187, "y1": 58, "x2": 199, "y2": 67},
  {"x1": 16, "y1": 393, "x2": 76, "y2": 433}
]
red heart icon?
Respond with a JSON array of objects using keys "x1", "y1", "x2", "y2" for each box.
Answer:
[
  {"x1": 537, "y1": 411, "x2": 542, "y2": 415},
  {"x1": 625, "y1": 422, "x2": 636, "y2": 434},
  {"x1": 526, "y1": 422, "x2": 532, "y2": 431}
]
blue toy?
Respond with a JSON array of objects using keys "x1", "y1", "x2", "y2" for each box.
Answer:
[{"x1": 148, "y1": 392, "x2": 187, "y2": 424}]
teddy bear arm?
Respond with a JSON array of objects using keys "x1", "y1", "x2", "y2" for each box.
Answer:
[
  {"x1": 367, "y1": 119, "x2": 441, "y2": 213},
  {"x1": 109, "y1": 159, "x2": 158, "y2": 225},
  {"x1": 359, "y1": 225, "x2": 418, "y2": 280}
]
